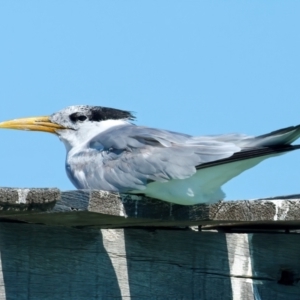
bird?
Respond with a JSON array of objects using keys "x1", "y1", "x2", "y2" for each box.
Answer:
[{"x1": 0, "y1": 105, "x2": 300, "y2": 205}]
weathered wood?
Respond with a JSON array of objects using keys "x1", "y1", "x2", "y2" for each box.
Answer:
[
  {"x1": 0, "y1": 223, "x2": 298, "y2": 299},
  {"x1": 0, "y1": 188, "x2": 59, "y2": 212},
  {"x1": 0, "y1": 188, "x2": 299, "y2": 299},
  {"x1": 0, "y1": 188, "x2": 300, "y2": 229}
]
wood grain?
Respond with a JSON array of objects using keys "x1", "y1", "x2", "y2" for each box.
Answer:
[
  {"x1": 0, "y1": 188, "x2": 300, "y2": 229},
  {"x1": 0, "y1": 188, "x2": 299, "y2": 299},
  {"x1": 0, "y1": 223, "x2": 299, "y2": 299}
]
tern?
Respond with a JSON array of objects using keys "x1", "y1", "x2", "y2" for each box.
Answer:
[{"x1": 0, "y1": 105, "x2": 300, "y2": 205}]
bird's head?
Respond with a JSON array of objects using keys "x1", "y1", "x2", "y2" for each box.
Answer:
[
  {"x1": 0, "y1": 105, "x2": 135, "y2": 149},
  {"x1": 50, "y1": 105, "x2": 135, "y2": 130}
]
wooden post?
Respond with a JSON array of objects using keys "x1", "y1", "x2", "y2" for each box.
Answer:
[{"x1": 0, "y1": 188, "x2": 300, "y2": 299}]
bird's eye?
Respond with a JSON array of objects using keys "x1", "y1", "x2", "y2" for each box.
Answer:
[
  {"x1": 78, "y1": 115, "x2": 87, "y2": 121},
  {"x1": 69, "y1": 113, "x2": 87, "y2": 122}
]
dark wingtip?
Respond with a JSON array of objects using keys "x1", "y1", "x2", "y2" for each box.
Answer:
[
  {"x1": 196, "y1": 144, "x2": 300, "y2": 170},
  {"x1": 257, "y1": 125, "x2": 300, "y2": 139}
]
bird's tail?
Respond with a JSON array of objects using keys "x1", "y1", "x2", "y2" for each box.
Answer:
[
  {"x1": 244, "y1": 125, "x2": 300, "y2": 148},
  {"x1": 197, "y1": 125, "x2": 300, "y2": 170}
]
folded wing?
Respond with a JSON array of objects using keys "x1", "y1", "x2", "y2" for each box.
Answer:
[{"x1": 80, "y1": 125, "x2": 240, "y2": 191}]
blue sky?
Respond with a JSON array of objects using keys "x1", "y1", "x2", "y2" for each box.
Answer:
[{"x1": 0, "y1": 1, "x2": 300, "y2": 200}]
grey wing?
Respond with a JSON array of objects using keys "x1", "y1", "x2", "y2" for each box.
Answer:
[
  {"x1": 70, "y1": 124, "x2": 300, "y2": 192},
  {"x1": 80, "y1": 125, "x2": 241, "y2": 192}
]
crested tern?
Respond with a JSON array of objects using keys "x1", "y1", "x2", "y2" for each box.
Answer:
[{"x1": 0, "y1": 105, "x2": 300, "y2": 205}]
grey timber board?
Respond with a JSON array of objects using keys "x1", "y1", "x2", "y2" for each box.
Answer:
[
  {"x1": 0, "y1": 188, "x2": 59, "y2": 212},
  {"x1": 0, "y1": 223, "x2": 299, "y2": 299},
  {"x1": 0, "y1": 188, "x2": 300, "y2": 228}
]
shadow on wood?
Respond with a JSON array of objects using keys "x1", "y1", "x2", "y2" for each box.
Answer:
[
  {"x1": 0, "y1": 188, "x2": 299, "y2": 299},
  {"x1": 0, "y1": 223, "x2": 233, "y2": 299}
]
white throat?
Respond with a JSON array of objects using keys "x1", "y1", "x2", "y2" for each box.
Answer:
[{"x1": 57, "y1": 119, "x2": 129, "y2": 152}]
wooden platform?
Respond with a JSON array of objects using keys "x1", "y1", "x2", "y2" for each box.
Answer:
[
  {"x1": 0, "y1": 188, "x2": 300, "y2": 299},
  {"x1": 1, "y1": 187, "x2": 300, "y2": 229}
]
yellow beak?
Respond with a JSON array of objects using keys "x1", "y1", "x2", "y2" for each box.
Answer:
[{"x1": 0, "y1": 116, "x2": 66, "y2": 134}]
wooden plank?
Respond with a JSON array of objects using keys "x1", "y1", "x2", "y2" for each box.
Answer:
[
  {"x1": 0, "y1": 223, "x2": 299, "y2": 299},
  {"x1": 0, "y1": 188, "x2": 59, "y2": 212},
  {"x1": 1, "y1": 188, "x2": 300, "y2": 228}
]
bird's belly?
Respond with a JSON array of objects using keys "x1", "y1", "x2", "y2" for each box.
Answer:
[
  {"x1": 132, "y1": 156, "x2": 271, "y2": 205},
  {"x1": 139, "y1": 178, "x2": 225, "y2": 205},
  {"x1": 68, "y1": 153, "x2": 277, "y2": 205}
]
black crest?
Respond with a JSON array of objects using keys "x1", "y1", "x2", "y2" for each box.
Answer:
[
  {"x1": 67, "y1": 106, "x2": 135, "y2": 123},
  {"x1": 88, "y1": 107, "x2": 135, "y2": 122}
]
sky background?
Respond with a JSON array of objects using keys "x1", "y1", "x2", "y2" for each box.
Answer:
[{"x1": 0, "y1": 1, "x2": 300, "y2": 200}]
